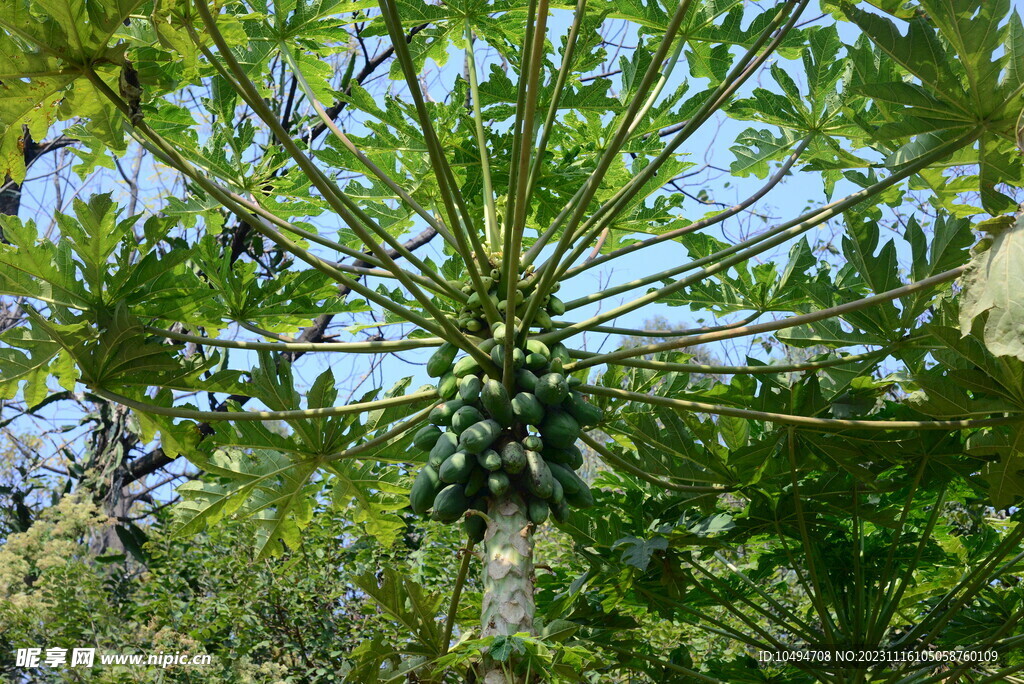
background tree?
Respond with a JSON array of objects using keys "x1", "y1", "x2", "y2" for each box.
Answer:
[{"x1": 3, "y1": 0, "x2": 1024, "y2": 682}]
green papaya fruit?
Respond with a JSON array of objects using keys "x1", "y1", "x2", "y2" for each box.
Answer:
[
  {"x1": 525, "y1": 339, "x2": 550, "y2": 360},
  {"x1": 481, "y1": 379, "x2": 514, "y2": 426},
  {"x1": 522, "y1": 434, "x2": 543, "y2": 452},
  {"x1": 410, "y1": 465, "x2": 441, "y2": 515},
  {"x1": 515, "y1": 369, "x2": 538, "y2": 393},
  {"x1": 550, "y1": 477, "x2": 564, "y2": 504},
  {"x1": 547, "y1": 295, "x2": 566, "y2": 316},
  {"x1": 477, "y1": 449, "x2": 503, "y2": 471},
  {"x1": 458, "y1": 375, "x2": 483, "y2": 402},
  {"x1": 527, "y1": 497, "x2": 549, "y2": 525},
  {"x1": 525, "y1": 450, "x2": 554, "y2": 499},
  {"x1": 464, "y1": 513, "x2": 486, "y2": 542},
  {"x1": 464, "y1": 467, "x2": 487, "y2": 497},
  {"x1": 413, "y1": 424, "x2": 442, "y2": 451},
  {"x1": 490, "y1": 344, "x2": 526, "y2": 370},
  {"x1": 429, "y1": 399, "x2": 465, "y2": 427},
  {"x1": 491, "y1": 322, "x2": 507, "y2": 341},
  {"x1": 563, "y1": 391, "x2": 603, "y2": 427},
  {"x1": 432, "y1": 484, "x2": 470, "y2": 523},
  {"x1": 567, "y1": 375, "x2": 583, "y2": 388},
  {"x1": 548, "y1": 461, "x2": 584, "y2": 496},
  {"x1": 534, "y1": 309, "x2": 553, "y2": 329},
  {"x1": 524, "y1": 352, "x2": 548, "y2": 371},
  {"x1": 458, "y1": 419, "x2": 503, "y2": 453},
  {"x1": 439, "y1": 451, "x2": 475, "y2": 483},
  {"x1": 428, "y1": 431, "x2": 459, "y2": 467},
  {"x1": 487, "y1": 470, "x2": 511, "y2": 496},
  {"x1": 451, "y1": 405, "x2": 484, "y2": 434},
  {"x1": 479, "y1": 337, "x2": 498, "y2": 354},
  {"x1": 501, "y1": 441, "x2": 528, "y2": 474},
  {"x1": 453, "y1": 356, "x2": 483, "y2": 379},
  {"x1": 466, "y1": 291, "x2": 482, "y2": 309},
  {"x1": 542, "y1": 444, "x2": 584, "y2": 470},
  {"x1": 535, "y1": 373, "x2": 569, "y2": 405},
  {"x1": 564, "y1": 481, "x2": 594, "y2": 509},
  {"x1": 426, "y1": 342, "x2": 458, "y2": 378},
  {"x1": 551, "y1": 498, "x2": 570, "y2": 523},
  {"x1": 548, "y1": 357, "x2": 563, "y2": 374},
  {"x1": 437, "y1": 372, "x2": 458, "y2": 399},
  {"x1": 550, "y1": 343, "x2": 572, "y2": 365},
  {"x1": 466, "y1": 318, "x2": 483, "y2": 332},
  {"x1": 539, "y1": 410, "x2": 580, "y2": 448},
  {"x1": 511, "y1": 392, "x2": 545, "y2": 426}
]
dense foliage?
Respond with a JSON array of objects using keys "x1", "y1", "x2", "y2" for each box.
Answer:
[{"x1": 2, "y1": 0, "x2": 1024, "y2": 681}]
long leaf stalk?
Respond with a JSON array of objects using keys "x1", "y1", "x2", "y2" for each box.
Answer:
[
  {"x1": 864, "y1": 453, "x2": 932, "y2": 645},
  {"x1": 543, "y1": 125, "x2": 981, "y2": 345},
  {"x1": 553, "y1": 312, "x2": 762, "y2": 338},
  {"x1": 503, "y1": 0, "x2": 543, "y2": 390},
  {"x1": 144, "y1": 326, "x2": 445, "y2": 353},
  {"x1": 893, "y1": 522, "x2": 1024, "y2": 656},
  {"x1": 188, "y1": 23, "x2": 445, "y2": 295},
  {"x1": 711, "y1": 550, "x2": 823, "y2": 643},
  {"x1": 191, "y1": 5, "x2": 498, "y2": 370},
  {"x1": 786, "y1": 428, "x2": 839, "y2": 644},
  {"x1": 523, "y1": 0, "x2": 587, "y2": 208},
  {"x1": 376, "y1": 0, "x2": 492, "y2": 278},
  {"x1": 563, "y1": 133, "x2": 814, "y2": 284},
  {"x1": 464, "y1": 23, "x2": 500, "y2": 250},
  {"x1": 327, "y1": 402, "x2": 441, "y2": 462},
  {"x1": 684, "y1": 552, "x2": 823, "y2": 648},
  {"x1": 441, "y1": 539, "x2": 475, "y2": 653},
  {"x1": 568, "y1": 346, "x2": 889, "y2": 376},
  {"x1": 579, "y1": 433, "x2": 730, "y2": 493},
  {"x1": 580, "y1": 383, "x2": 1023, "y2": 431},
  {"x1": 87, "y1": 69, "x2": 461, "y2": 341},
  {"x1": 91, "y1": 387, "x2": 437, "y2": 422},
  {"x1": 517, "y1": 0, "x2": 695, "y2": 334},
  {"x1": 531, "y1": 0, "x2": 804, "y2": 285},
  {"x1": 562, "y1": 267, "x2": 966, "y2": 369},
  {"x1": 277, "y1": 43, "x2": 463, "y2": 259}
]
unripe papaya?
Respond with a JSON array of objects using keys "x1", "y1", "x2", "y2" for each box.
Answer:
[
  {"x1": 515, "y1": 369, "x2": 538, "y2": 393},
  {"x1": 427, "y1": 342, "x2": 458, "y2": 378},
  {"x1": 439, "y1": 451, "x2": 475, "y2": 483},
  {"x1": 535, "y1": 373, "x2": 569, "y2": 405},
  {"x1": 476, "y1": 449, "x2": 503, "y2": 471},
  {"x1": 413, "y1": 424, "x2": 442, "y2": 451},
  {"x1": 464, "y1": 513, "x2": 486, "y2": 542},
  {"x1": 548, "y1": 461, "x2": 585, "y2": 497},
  {"x1": 563, "y1": 391, "x2": 603, "y2": 427},
  {"x1": 522, "y1": 434, "x2": 543, "y2": 452},
  {"x1": 512, "y1": 392, "x2": 545, "y2": 426},
  {"x1": 432, "y1": 484, "x2": 470, "y2": 523},
  {"x1": 428, "y1": 431, "x2": 459, "y2": 467},
  {"x1": 525, "y1": 339, "x2": 550, "y2": 360},
  {"x1": 525, "y1": 450, "x2": 553, "y2": 499},
  {"x1": 534, "y1": 309, "x2": 553, "y2": 329},
  {"x1": 551, "y1": 498, "x2": 570, "y2": 522},
  {"x1": 429, "y1": 399, "x2": 464, "y2": 426},
  {"x1": 539, "y1": 410, "x2": 580, "y2": 448},
  {"x1": 410, "y1": 465, "x2": 441, "y2": 515},
  {"x1": 524, "y1": 353, "x2": 548, "y2": 371},
  {"x1": 550, "y1": 477, "x2": 564, "y2": 505},
  {"x1": 527, "y1": 496, "x2": 549, "y2": 525},
  {"x1": 481, "y1": 379, "x2": 514, "y2": 426},
  {"x1": 547, "y1": 295, "x2": 566, "y2": 316},
  {"x1": 453, "y1": 356, "x2": 483, "y2": 379},
  {"x1": 437, "y1": 372, "x2": 458, "y2": 399},
  {"x1": 550, "y1": 343, "x2": 571, "y2": 365},
  {"x1": 488, "y1": 470, "x2": 511, "y2": 496},
  {"x1": 564, "y1": 481, "x2": 594, "y2": 509},
  {"x1": 501, "y1": 441, "x2": 527, "y2": 474},
  {"x1": 458, "y1": 419, "x2": 503, "y2": 453},
  {"x1": 464, "y1": 467, "x2": 487, "y2": 497},
  {"x1": 452, "y1": 405, "x2": 484, "y2": 434},
  {"x1": 458, "y1": 375, "x2": 483, "y2": 402}
]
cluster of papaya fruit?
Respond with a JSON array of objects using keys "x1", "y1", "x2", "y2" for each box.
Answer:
[
  {"x1": 451, "y1": 264, "x2": 566, "y2": 335},
  {"x1": 408, "y1": 309, "x2": 602, "y2": 541}
]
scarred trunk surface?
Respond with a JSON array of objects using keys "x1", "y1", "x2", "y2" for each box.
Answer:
[{"x1": 480, "y1": 492, "x2": 535, "y2": 683}]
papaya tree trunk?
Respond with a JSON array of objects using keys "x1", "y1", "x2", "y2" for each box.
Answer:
[{"x1": 480, "y1": 492, "x2": 535, "y2": 682}]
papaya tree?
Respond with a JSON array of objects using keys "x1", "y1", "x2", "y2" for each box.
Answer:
[{"x1": 2, "y1": 0, "x2": 1024, "y2": 681}]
